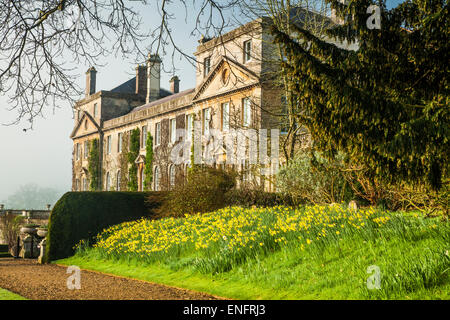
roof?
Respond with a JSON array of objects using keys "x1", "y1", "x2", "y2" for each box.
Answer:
[
  {"x1": 131, "y1": 88, "x2": 195, "y2": 113},
  {"x1": 110, "y1": 76, "x2": 173, "y2": 98}
]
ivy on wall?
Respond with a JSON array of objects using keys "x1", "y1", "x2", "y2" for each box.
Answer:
[
  {"x1": 127, "y1": 128, "x2": 140, "y2": 191},
  {"x1": 143, "y1": 132, "x2": 154, "y2": 191},
  {"x1": 119, "y1": 132, "x2": 129, "y2": 191},
  {"x1": 88, "y1": 139, "x2": 100, "y2": 191}
]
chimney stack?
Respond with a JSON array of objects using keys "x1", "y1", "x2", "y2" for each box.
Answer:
[
  {"x1": 135, "y1": 65, "x2": 147, "y2": 96},
  {"x1": 85, "y1": 67, "x2": 97, "y2": 97},
  {"x1": 169, "y1": 76, "x2": 180, "y2": 94},
  {"x1": 146, "y1": 54, "x2": 162, "y2": 103}
]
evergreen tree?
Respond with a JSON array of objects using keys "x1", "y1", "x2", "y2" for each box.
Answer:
[{"x1": 272, "y1": 0, "x2": 449, "y2": 190}]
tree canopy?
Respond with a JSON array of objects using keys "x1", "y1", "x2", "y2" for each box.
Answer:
[{"x1": 272, "y1": 0, "x2": 449, "y2": 190}]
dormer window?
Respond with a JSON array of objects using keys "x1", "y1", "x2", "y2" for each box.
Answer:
[
  {"x1": 244, "y1": 40, "x2": 252, "y2": 63},
  {"x1": 204, "y1": 57, "x2": 211, "y2": 77},
  {"x1": 94, "y1": 103, "x2": 98, "y2": 118}
]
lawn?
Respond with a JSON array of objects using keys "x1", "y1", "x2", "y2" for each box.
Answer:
[
  {"x1": 0, "y1": 287, "x2": 27, "y2": 300},
  {"x1": 57, "y1": 205, "x2": 450, "y2": 300}
]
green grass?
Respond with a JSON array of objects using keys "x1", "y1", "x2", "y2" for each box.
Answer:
[
  {"x1": 56, "y1": 206, "x2": 450, "y2": 300},
  {"x1": 0, "y1": 288, "x2": 27, "y2": 300}
]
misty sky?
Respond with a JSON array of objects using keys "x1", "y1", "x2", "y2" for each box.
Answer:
[{"x1": 0, "y1": 1, "x2": 403, "y2": 202}]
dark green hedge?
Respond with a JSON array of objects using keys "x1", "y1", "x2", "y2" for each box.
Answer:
[{"x1": 46, "y1": 191, "x2": 165, "y2": 262}]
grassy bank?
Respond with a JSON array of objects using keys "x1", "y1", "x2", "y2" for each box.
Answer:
[
  {"x1": 57, "y1": 205, "x2": 450, "y2": 299},
  {"x1": 0, "y1": 288, "x2": 27, "y2": 300}
]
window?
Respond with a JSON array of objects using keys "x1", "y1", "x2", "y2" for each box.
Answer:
[
  {"x1": 106, "y1": 135, "x2": 112, "y2": 154},
  {"x1": 204, "y1": 57, "x2": 211, "y2": 76},
  {"x1": 169, "y1": 165, "x2": 176, "y2": 189},
  {"x1": 141, "y1": 125, "x2": 147, "y2": 148},
  {"x1": 222, "y1": 102, "x2": 229, "y2": 131},
  {"x1": 155, "y1": 122, "x2": 161, "y2": 146},
  {"x1": 170, "y1": 119, "x2": 176, "y2": 144},
  {"x1": 75, "y1": 143, "x2": 80, "y2": 160},
  {"x1": 244, "y1": 40, "x2": 252, "y2": 63},
  {"x1": 105, "y1": 172, "x2": 111, "y2": 191},
  {"x1": 202, "y1": 108, "x2": 211, "y2": 135},
  {"x1": 93, "y1": 103, "x2": 98, "y2": 118},
  {"x1": 140, "y1": 171, "x2": 145, "y2": 192},
  {"x1": 186, "y1": 114, "x2": 194, "y2": 140},
  {"x1": 243, "y1": 98, "x2": 251, "y2": 127},
  {"x1": 84, "y1": 141, "x2": 89, "y2": 159},
  {"x1": 118, "y1": 133, "x2": 123, "y2": 153},
  {"x1": 75, "y1": 179, "x2": 80, "y2": 191},
  {"x1": 77, "y1": 110, "x2": 81, "y2": 121},
  {"x1": 154, "y1": 166, "x2": 160, "y2": 191},
  {"x1": 117, "y1": 170, "x2": 121, "y2": 191},
  {"x1": 84, "y1": 120, "x2": 88, "y2": 130},
  {"x1": 82, "y1": 178, "x2": 88, "y2": 191}
]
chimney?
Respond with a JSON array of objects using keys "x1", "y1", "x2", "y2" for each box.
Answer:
[
  {"x1": 146, "y1": 54, "x2": 162, "y2": 103},
  {"x1": 169, "y1": 76, "x2": 180, "y2": 94},
  {"x1": 135, "y1": 65, "x2": 147, "y2": 96},
  {"x1": 85, "y1": 67, "x2": 97, "y2": 97}
]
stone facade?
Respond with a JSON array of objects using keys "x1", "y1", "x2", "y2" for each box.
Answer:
[{"x1": 71, "y1": 18, "x2": 285, "y2": 192}]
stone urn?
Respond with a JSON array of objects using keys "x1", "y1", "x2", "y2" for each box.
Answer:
[
  {"x1": 20, "y1": 226, "x2": 37, "y2": 235},
  {"x1": 36, "y1": 228, "x2": 48, "y2": 238}
]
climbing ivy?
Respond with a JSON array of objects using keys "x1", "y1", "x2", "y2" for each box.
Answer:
[
  {"x1": 143, "y1": 132, "x2": 154, "y2": 191},
  {"x1": 119, "y1": 132, "x2": 129, "y2": 191},
  {"x1": 127, "y1": 128, "x2": 140, "y2": 191},
  {"x1": 88, "y1": 139, "x2": 100, "y2": 191}
]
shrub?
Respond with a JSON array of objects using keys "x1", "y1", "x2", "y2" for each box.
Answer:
[
  {"x1": 224, "y1": 186, "x2": 295, "y2": 207},
  {"x1": 46, "y1": 191, "x2": 165, "y2": 261},
  {"x1": 156, "y1": 167, "x2": 236, "y2": 217},
  {"x1": 277, "y1": 151, "x2": 353, "y2": 205}
]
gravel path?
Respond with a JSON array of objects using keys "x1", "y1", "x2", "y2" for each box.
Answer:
[{"x1": 0, "y1": 258, "x2": 221, "y2": 300}]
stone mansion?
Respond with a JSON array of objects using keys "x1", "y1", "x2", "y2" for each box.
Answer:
[{"x1": 71, "y1": 17, "x2": 291, "y2": 193}]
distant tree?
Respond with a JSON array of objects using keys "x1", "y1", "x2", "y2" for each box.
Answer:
[
  {"x1": 128, "y1": 128, "x2": 140, "y2": 191},
  {"x1": 272, "y1": 0, "x2": 449, "y2": 190},
  {"x1": 2, "y1": 183, "x2": 64, "y2": 209}
]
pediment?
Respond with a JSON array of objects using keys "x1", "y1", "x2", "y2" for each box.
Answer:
[
  {"x1": 134, "y1": 154, "x2": 146, "y2": 164},
  {"x1": 192, "y1": 56, "x2": 260, "y2": 102},
  {"x1": 70, "y1": 112, "x2": 100, "y2": 138}
]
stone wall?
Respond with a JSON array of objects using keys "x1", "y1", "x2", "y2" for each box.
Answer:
[{"x1": 0, "y1": 210, "x2": 50, "y2": 244}]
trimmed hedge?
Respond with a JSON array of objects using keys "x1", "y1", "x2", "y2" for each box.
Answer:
[{"x1": 46, "y1": 192, "x2": 165, "y2": 262}]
